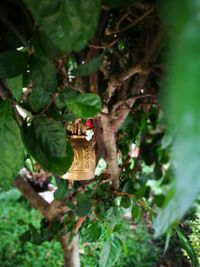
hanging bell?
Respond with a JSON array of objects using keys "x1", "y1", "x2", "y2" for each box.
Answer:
[{"x1": 62, "y1": 120, "x2": 96, "y2": 181}]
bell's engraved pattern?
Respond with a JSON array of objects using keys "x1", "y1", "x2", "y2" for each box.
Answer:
[
  {"x1": 65, "y1": 135, "x2": 96, "y2": 180},
  {"x1": 70, "y1": 149, "x2": 82, "y2": 169},
  {"x1": 83, "y1": 145, "x2": 95, "y2": 169}
]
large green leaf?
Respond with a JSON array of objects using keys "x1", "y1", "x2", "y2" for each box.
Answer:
[
  {"x1": 24, "y1": 0, "x2": 101, "y2": 52},
  {"x1": 154, "y1": 1, "x2": 200, "y2": 236},
  {"x1": 21, "y1": 116, "x2": 73, "y2": 174},
  {"x1": 99, "y1": 236, "x2": 122, "y2": 267},
  {"x1": 72, "y1": 54, "x2": 103, "y2": 76},
  {"x1": 56, "y1": 88, "x2": 102, "y2": 118},
  {"x1": 0, "y1": 50, "x2": 28, "y2": 79},
  {"x1": 32, "y1": 30, "x2": 62, "y2": 58},
  {"x1": 81, "y1": 222, "x2": 102, "y2": 243},
  {"x1": 177, "y1": 229, "x2": 199, "y2": 267},
  {"x1": 25, "y1": 56, "x2": 57, "y2": 94},
  {"x1": 28, "y1": 86, "x2": 50, "y2": 112},
  {"x1": 0, "y1": 101, "x2": 24, "y2": 190},
  {"x1": 7, "y1": 75, "x2": 23, "y2": 102}
]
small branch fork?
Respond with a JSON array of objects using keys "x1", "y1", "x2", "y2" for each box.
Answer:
[
  {"x1": 105, "y1": 7, "x2": 155, "y2": 36},
  {"x1": 92, "y1": 25, "x2": 164, "y2": 190},
  {"x1": 13, "y1": 176, "x2": 69, "y2": 221}
]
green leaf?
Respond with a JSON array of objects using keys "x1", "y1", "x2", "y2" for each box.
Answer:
[
  {"x1": 132, "y1": 205, "x2": 140, "y2": 219},
  {"x1": 21, "y1": 116, "x2": 73, "y2": 174},
  {"x1": 24, "y1": 158, "x2": 34, "y2": 173},
  {"x1": 56, "y1": 88, "x2": 101, "y2": 118},
  {"x1": 72, "y1": 54, "x2": 103, "y2": 76},
  {"x1": 32, "y1": 30, "x2": 62, "y2": 58},
  {"x1": 26, "y1": 56, "x2": 57, "y2": 94},
  {"x1": 76, "y1": 193, "x2": 92, "y2": 217},
  {"x1": 102, "y1": 0, "x2": 135, "y2": 8},
  {"x1": 95, "y1": 201, "x2": 106, "y2": 219},
  {"x1": 154, "y1": 1, "x2": 200, "y2": 237},
  {"x1": 120, "y1": 196, "x2": 131, "y2": 209},
  {"x1": 28, "y1": 86, "x2": 50, "y2": 112},
  {"x1": 154, "y1": 195, "x2": 165, "y2": 208},
  {"x1": 177, "y1": 229, "x2": 199, "y2": 267},
  {"x1": 0, "y1": 188, "x2": 21, "y2": 201},
  {"x1": 21, "y1": 225, "x2": 45, "y2": 245},
  {"x1": 7, "y1": 75, "x2": 23, "y2": 102},
  {"x1": 24, "y1": 0, "x2": 101, "y2": 52},
  {"x1": 54, "y1": 179, "x2": 68, "y2": 200},
  {"x1": 164, "y1": 231, "x2": 171, "y2": 254},
  {"x1": 20, "y1": 229, "x2": 32, "y2": 243},
  {"x1": 0, "y1": 50, "x2": 28, "y2": 79},
  {"x1": 82, "y1": 222, "x2": 102, "y2": 243},
  {"x1": 0, "y1": 101, "x2": 24, "y2": 190},
  {"x1": 99, "y1": 236, "x2": 122, "y2": 267}
]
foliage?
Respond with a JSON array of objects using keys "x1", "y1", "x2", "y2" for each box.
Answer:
[
  {"x1": 0, "y1": 101, "x2": 24, "y2": 189},
  {"x1": 0, "y1": 189, "x2": 63, "y2": 267},
  {"x1": 154, "y1": 0, "x2": 200, "y2": 237},
  {"x1": 0, "y1": 189, "x2": 159, "y2": 267},
  {"x1": 55, "y1": 88, "x2": 102, "y2": 118},
  {"x1": 21, "y1": 116, "x2": 73, "y2": 174},
  {"x1": 80, "y1": 221, "x2": 161, "y2": 267},
  {"x1": 183, "y1": 206, "x2": 200, "y2": 264},
  {"x1": 24, "y1": 0, "x2": 101, "y2": 52},
  {"x1": 0, "y1": 0, "x2": 200, "y2": 266},
  {"x1": 176, "y1": 228, "x2": 199, "y2": 267}
]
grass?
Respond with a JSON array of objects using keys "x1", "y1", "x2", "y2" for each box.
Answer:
[{"x1": 0, "y1": 189, "x2": 63, "y2": 267}]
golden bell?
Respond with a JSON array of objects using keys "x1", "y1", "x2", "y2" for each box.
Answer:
[{"x1": 62, "y1": 135, "x2": 96, "y2": 181}]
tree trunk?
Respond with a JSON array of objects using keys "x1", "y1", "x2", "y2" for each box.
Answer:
[{"x1": 59, "y1": 234, "x2": 80, "y2": 267}]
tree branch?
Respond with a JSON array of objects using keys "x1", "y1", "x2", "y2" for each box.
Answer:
[
  {"x1": 105, "y1": 8, "x2": 154, "y2": 35},
  {"x1": 95, "y1": 26, "x2": 164, "y2": 189},
  {"x1": 13, "y1": 176, "x2": 69, "y2": 221},
  {"x1": 13, "y1": 176, "x2": 49, "y2": 216},
  {"x1": 111, "y1": 25, "x2": 165, "y2": 131},
  {"x1": 111, "y1": 94, "x2": 156, "y2": 132},
  {"x1": 88, "y1": 39, "x2": 118, "y2": 50},
  {"x1": 97, "y1": 114, "x2": 120, "y2": 189},
  {"x1": 59, "y1": 234, "x2": 80, "y2": 267},
  {"x1": 104, "y1": 64, "x2": 147, "y2": 104}
]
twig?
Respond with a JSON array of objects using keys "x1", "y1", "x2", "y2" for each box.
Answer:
[
  {"x1": 116, "y1": 10, "x2": 131, "y2": 30},
  {"x1": 104, "y1": 64, "x2": 148, "y2": 104},
  {"x1": 106, "y1": 8, "x2": 154, "y2": 35},
  {"x1": 73, "y1": 217, "x2": 86, "y2": 234},
  {"x1": 88, "y1": 39, "x2": 118, "y2": 50},
  {"x1": 111, "y1": 94, "x2": 155, "y2": 114}
]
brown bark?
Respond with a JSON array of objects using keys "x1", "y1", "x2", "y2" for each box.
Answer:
[
  {"x1": 99, "y1": 114, "x2": 120, "y2": 189},
  {"x1": 60, "y1": 235, "x2": 80, "y2": 267},
  {"x1": 13, "y1": 176, "x2": 69, "y2": 221},
  {"x1": 93, "y1": 25, "x2": 164, "y2": 189},
  {"x1": 14, "y1": 176, "x2": 80, "y2": 267}
]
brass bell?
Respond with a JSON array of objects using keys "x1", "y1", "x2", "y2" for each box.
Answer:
[{"x1": 62, "y1": 120, "x2": 96, "y2": 181}]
